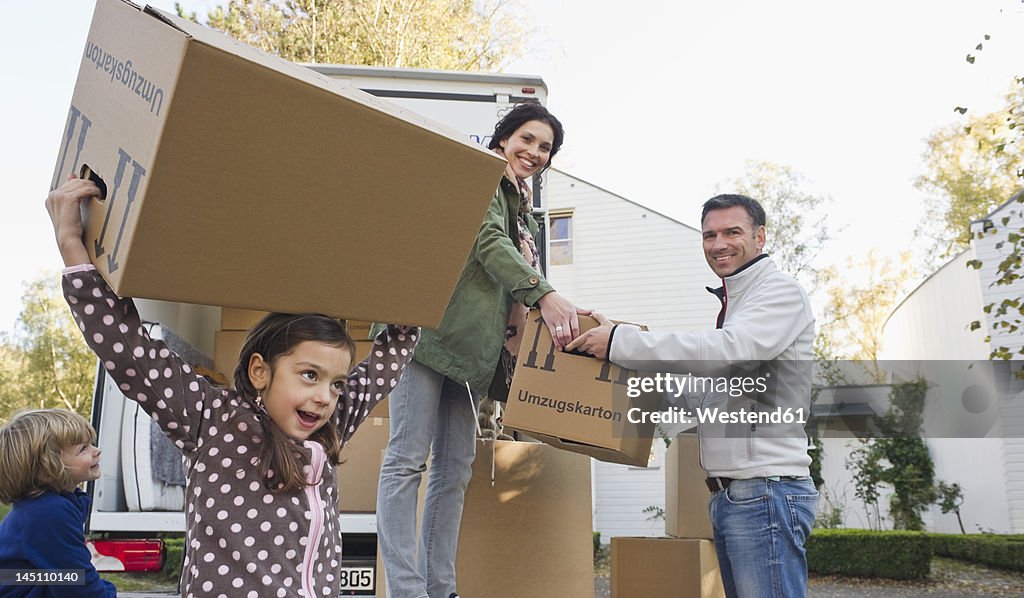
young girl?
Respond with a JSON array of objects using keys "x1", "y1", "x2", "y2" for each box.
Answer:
[
  {"x1": 0, "y1": 408, "x2": 117, "y2": 597},
  {"x1": 376, "y1": 103, "x2": 587, "y2": 598},
  {"x1": 46, "y1": 175, "x2": 418, "y2": 598}
]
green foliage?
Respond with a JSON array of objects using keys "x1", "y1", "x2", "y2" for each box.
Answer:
[
  {"x1": 816, "y1": 249, "x2": 916, "y2": 375},
  {"x1": 806, "y1": 529, "x2": 932, "y2": 579},
  {"x1": 930, "y1": 533, "x2": 1024, "y2": 573},
  {"x1": 187, "y1": 0, "x2": 531, "y2": 71},
  {"x1": 847, "y1": 380, "x2": 954, "y2": 531},
  {"x1": 0, "y1": 502, "x2": 10, "y2": 523},
  {"x1": 936, "y1": 481, "x2": 966, "y2": 534},
  {"x1": 971, "y1": 194, "x2": 1024, "y2": 363},
  {"x1": 916, "y1": 81, "x2": 1024, "y2": 257},
  {"x1": 0, "y1": 275, "x2": 95, "y2": 422}
]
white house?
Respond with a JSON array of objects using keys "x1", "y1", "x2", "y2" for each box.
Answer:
[
  {"x1": 845, "y1": 189, "x2": 1024, "y2": 534},
  {"x1": 541, "y1": 167, "x2": 720, "y2": 539}
]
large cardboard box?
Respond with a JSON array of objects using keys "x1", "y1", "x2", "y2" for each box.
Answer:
[
  {"x1": 219, "y1": 308, "x2": 267, "y2": 331},
  {"x1": 503, "y1": 312, "x2": 657, "y2": 466},
  {"x1": 376, "y1": 440, "x2": 594, "y2": 598},
  {"x1": 213, "y1": 329, "x2": 246, "y2": 381},
  {"x1": 666, "y1": 434, "x2": 714, "y2": 539},
  {"x1": 53, "y1": 0, "x2": 504, "y2": 327},
  {"x1": 611, "y1": 537, "x2": 724, "y2": 598},
  {"x1": 337, "y1": 416, "x2": 390, "y2": 513}
]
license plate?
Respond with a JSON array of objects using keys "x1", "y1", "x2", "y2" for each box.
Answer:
[{"x1": 338, "y1": 566, "x2": 374, "y2": 591}]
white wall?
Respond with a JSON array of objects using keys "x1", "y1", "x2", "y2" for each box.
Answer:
[
  {"x1": 881, "y1": 250, "x2": 990, "y2": 361},
  {"x1": 543, "y1": 168, "x2": 719, "y2": 539}
]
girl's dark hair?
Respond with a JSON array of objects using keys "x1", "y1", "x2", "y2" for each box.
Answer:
[
  {"x1": 487, "y1": 103, "x2": 564, "y2": 172},
  {"x1": 232, "y1": 313, "x2": 355, "y2": 493}
]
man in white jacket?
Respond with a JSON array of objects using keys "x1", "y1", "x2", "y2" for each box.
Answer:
[{"x1": 568, "y1": 194, "x2": 818, "y2": 598}]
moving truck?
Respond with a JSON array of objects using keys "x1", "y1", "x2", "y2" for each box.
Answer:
[{"x1": 84, "y1": 64, "x2": 548, "y2": 597}]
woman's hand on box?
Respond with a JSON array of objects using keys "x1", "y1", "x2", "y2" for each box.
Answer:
[
  {"x1": 537, "y1": 291, "x2": 591, "y2": 350},
  {"x1": 46, "y1": 173, "x2": 98, "y2": 267}
]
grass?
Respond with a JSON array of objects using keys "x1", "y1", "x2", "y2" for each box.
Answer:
[
  {"x1": 98, "y1": 572, "x2": 177, "y2": 592},
  {"x1": 0, "y1": 502, "x2": 10, "y2": 522}
]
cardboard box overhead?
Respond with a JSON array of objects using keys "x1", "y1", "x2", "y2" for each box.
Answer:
[
  {"x1": 665, "y1": 434, "x2": 714, "y2": 539},
  {"x1": 611, "y1": 537, "x2": 724, "y2": 598},
  {"x1": 503, "y1": 312, "x2": 658, "y2": 467},
  {"x1": 52, "y1": 0, "x2": 505, "y2": 327}
]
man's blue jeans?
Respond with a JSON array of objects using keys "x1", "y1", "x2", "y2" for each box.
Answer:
[{"x1": 708, "y1": 477, "x2": 818, "y2": 598}]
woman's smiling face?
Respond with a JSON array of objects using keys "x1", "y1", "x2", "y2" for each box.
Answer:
[{"x1": 498, "y1": 119, "x2": 555, "y2": 179}]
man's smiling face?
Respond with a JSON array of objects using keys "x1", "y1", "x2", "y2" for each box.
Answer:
[{"x1": 701, "y1": 205, "x2": 765, "y2": 278}]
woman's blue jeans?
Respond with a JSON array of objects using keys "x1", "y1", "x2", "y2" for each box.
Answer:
[{"x1": 376, "y1": 359, "x2": 479, "y2": 598}]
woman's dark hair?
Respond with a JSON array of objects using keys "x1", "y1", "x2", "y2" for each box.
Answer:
[
  {"x1": 487, "y1": 103, "x2": 565, "y2": 172},
  {"x1": 233, "y1": 313, "x2": 355, "y2": 493}
]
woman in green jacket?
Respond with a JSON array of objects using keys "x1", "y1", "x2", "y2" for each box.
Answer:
[{"x1": 376, "y1": 103, "x2": 585, "y2": 598}]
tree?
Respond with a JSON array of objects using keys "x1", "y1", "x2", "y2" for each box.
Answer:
[
  {"x1": 848, "y1": 380, "x2": 951, "y2": 532},
  {"x1": 722, "y1": 160, "x2": 837, "y2": 279},
  {"x1": 183, "y1": 0, "x2": 531, "y2": 70},
  {"x1": 917, "y1": 26, "x2": 1023, "y2": 366},
  {"x1": 936, "y1": 480, "x2": 966, "y2": 534},
  {"x1": 0, "y1": 275, "x2": 95, "y2": 422},
  {"x1": 916, "y1": 81, "x2": 1024, "y2": 259},
  {"x1": 816, "y1": 249, "x2": 916, "y2": 382}
]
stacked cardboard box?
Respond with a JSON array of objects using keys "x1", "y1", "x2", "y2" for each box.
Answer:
[
  {"x1": 665, "y1": 434, "x2": 713, "y2": 540},
  {"x1": 611, "y1": 537, "x2": 723, "y2": 598},
  {"x1": 610, "y1": 434, "x2": 724, "y2": 597},
  {"x1": 376, "y1": 439, "x2": 595, "y2": 598}
]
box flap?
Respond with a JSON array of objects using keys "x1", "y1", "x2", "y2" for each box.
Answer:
[{"x1": 141, "y1": 5, "x2": 497, "y2": 154}]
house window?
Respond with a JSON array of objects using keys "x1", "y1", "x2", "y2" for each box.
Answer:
[{"x1": 549, "y1": 212, "x2": 573, "y2": 265}]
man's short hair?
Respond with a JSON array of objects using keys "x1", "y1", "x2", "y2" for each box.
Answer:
[{"x1": 701, "y1": 194, "x2": 767, "y2": 229}]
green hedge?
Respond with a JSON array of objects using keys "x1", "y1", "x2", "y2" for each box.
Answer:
[
  {"x1": 930, "y1": 533, "x2": 1024, "y2": 572},
  {"x1": 162, "y1": 536, "x2": 185, "y2": 581},
  {"x1": 807, "y1": 529, "x2": 931, "y2": 579}
]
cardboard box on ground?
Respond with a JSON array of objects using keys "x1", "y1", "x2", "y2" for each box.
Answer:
[
  {"x1": 376, "y1": 439, "x2": 595, "y2": 598},
  {"x1": 611, "y1": 537, "x2": 724, "y2": 598},
  {"x1": 56, "y1": 0, "x2": 504, "y2": 328},
  {"x1": 666, "y1": 434, "x2": 714, "y2": 539},
  {"x1": 503, "y1": 311, "x2": 659, "y2": 467}
]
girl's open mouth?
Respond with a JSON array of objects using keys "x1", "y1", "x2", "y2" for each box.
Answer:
[{"x1": 296, "y1": 410, "x2": 320, "y2": 429}]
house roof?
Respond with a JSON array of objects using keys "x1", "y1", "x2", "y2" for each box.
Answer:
[
  {"x1": 549, "y1": 167, "x2": 702, "y2": 234},
  {"x1": 970, "y1": 187, "x2": 1024, "y2": 224}
]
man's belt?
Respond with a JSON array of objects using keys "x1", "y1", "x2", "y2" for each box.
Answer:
[{"x1": 705, "y1": 475, "x2": 811, "y2": 492}]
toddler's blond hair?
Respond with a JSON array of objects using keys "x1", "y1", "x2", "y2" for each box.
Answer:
[{"x1": 0, "y1": 409, "x2": 96, "y2": 503}]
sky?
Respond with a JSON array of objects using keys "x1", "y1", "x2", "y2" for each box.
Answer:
[{"x1": 2, "y1": 0, "x2": 1023, "y2": 334}]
